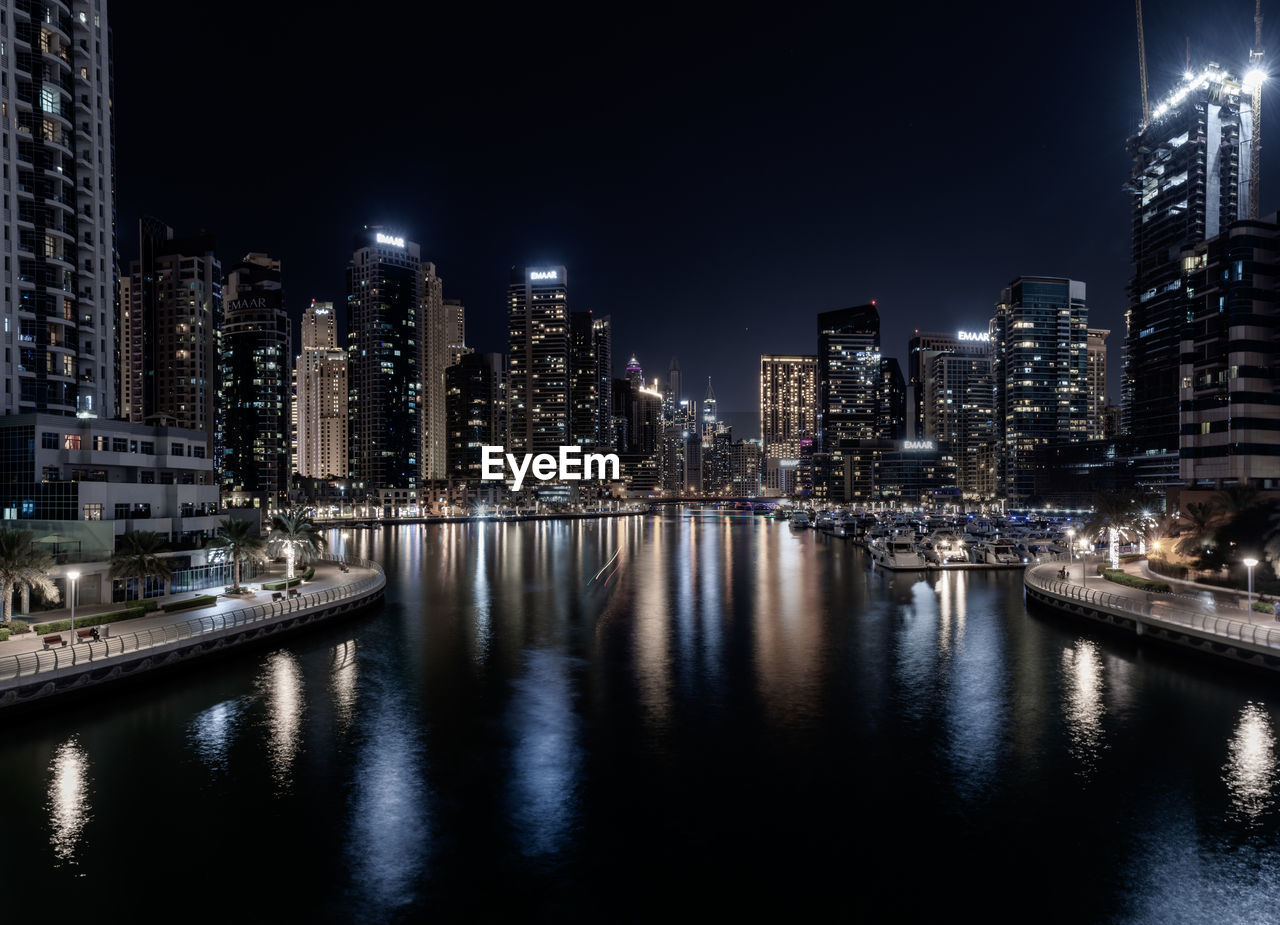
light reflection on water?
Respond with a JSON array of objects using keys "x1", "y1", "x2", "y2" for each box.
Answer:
[
  {"x1": 330, "y1": 639, "x2": 359, "y2": 736},
  {"x1": 258, "y1": 650, "x2": 305, "y2": 789},
  {"x1": 47, "y1": 736, "x2": 91, "y2": 864},
  {"x1": 1224, "y1": 701, "x2": 1277, "y2": 823},
  {"x1": 508, "y1": 647, "x2": 582, "y2": 857},
  {"x1": 188, "y1": 697, "x2": 249, "y2": 773},
  {"x1": 1062, "y1": 638, "x2": 1107, "y2": 778}
]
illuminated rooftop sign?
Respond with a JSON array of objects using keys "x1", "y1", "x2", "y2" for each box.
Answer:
[
  {"x1": 958, "y1": 330, "x2": 990, "y2": 343},
  {"x1": 530, "y1": 270, "x2": 558, "y2": 281},
  {"x1": 376, "y1": 232, "x2": 405, "y2": 248},
  {"x1": 903, "y1": 440, "x2": 935, "y2": 451}
]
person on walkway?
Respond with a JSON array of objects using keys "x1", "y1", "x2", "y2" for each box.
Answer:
[{"x1": 1273, "y1": 600, "x2": 1280, "y2": 622}]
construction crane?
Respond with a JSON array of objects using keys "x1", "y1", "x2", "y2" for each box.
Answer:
[
  {"x1": 1248, "y1": 0, "x2": 1265, "y2": 218},
  {"x1": 1136, "y1": 0, "x2": 1151, "y2": 128}
]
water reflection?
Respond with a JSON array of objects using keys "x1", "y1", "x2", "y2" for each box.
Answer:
[
  {"x1": 1061, "y1": 639, "x2": 1107, "y2": 778},
  {"x1": 1224, "y1": 702, "x2": 1277, "y2": 823},
  {"x1": 47, "y1": 736, "x2": 91, "y2": 864},
  {"x1": 348, "y1": 693, "x2": 429, "y2": 913},
  {"x1": 331, "y1": 639, "x2": 359, "y2": 736},
  {"x1": 944, "y1": 585, "x2": 1006, "y2": 800},
  {"x1": 508, "y1": 647, "x2": 581, "y2": 856},
  {"x1": 257, "y1": 650, "x2": 305, "y2": 789},
  {"x1": 189, "y1": 697, "x2": 249, "y2": 773}
]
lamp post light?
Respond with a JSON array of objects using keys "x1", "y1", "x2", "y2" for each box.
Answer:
[
  {"x1": 67, "y1": 570, "x2": 80, "y2": 635},
  {"x1": 1066, "y1": 528, "x2": 1075, "y2": 581},
  {"x1": 1244, "y1": 558, "x2": 1259, "y2": 612}
]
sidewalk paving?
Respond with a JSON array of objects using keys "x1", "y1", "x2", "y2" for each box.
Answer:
[{"x1": 0, "y1": 561, "x2": 373, "y2": 656}]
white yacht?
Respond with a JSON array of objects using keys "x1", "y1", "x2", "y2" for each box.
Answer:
[
  {"x1": 870, "y1": 535, "x2": 928, "y2": 570},
  {"x1": 975, "y1": 538, "x2": 1022, "y2": 565},
  {"x1": 790, "y1": 510, "x2": 812, "y2": 528}
]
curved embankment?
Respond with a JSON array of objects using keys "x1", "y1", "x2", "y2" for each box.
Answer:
[
  {"x1": 1024, "y1": 562, "x2": 1280, "y2": 672},
  {"x1": 0, "y1": 556, "x2": 385, "y2": 712}
]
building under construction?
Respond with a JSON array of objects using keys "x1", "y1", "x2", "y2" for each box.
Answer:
[{"x1": 1124, "y1": 63, "x2": 1255, "y2": 472}]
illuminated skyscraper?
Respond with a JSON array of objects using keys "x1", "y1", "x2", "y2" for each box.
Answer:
[
  {"x1": 759, "y1": 355, "x2": 818, "y2": 459},
  {"x1": 218, "y1": 253, "x2": 290, "y2": 507},
  {"x1": 1125, "y1": 64, "x2": 1254, "y2": 463},
  {"x1": 1086, "y1": 328, "x2": 1109, "y2": 440},
  {"x1": 120, "y1": 220, "x2": 221, "y2": 457},
  {"x1": 1178, "y1": 217, "x2": 1280, "y2": 488},
  {"x1": 992, "y1": 277, "x2": 1089, "y2": 501},
  {"x1": 295, "y1": 300, "x2": 348, "y2": 480},
  {"x1": 507, "y1": 266, "x2": 570, "y2": 454},
  {"x1": 625, "y1": 354, "x2": 644, "y2": 390},
  {"x1": 347, "y1": 227, "x2": 422, "y2": 489}
]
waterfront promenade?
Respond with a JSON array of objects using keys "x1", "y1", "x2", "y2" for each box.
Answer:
[
  {"x1": 0, "y1": 557, "x2": 384, "y2": 697},
  {"x1": 1025, "y1": 557, "x2": 1280, "y2": 669}
]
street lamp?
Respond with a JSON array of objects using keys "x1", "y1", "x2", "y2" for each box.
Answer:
[
  {"x1": 1244, "y1": 558, "x2": 1259, "y2": 612},
  {"x1": 67, "y1": 570, "x2": 79, "y2": 635},
  {"x1": 1066, "y1": 528, "x2": 1075, "y2": 581}
]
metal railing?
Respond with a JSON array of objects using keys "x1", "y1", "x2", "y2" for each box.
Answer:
[
  {"x1": 0, "y1": 556, "x2": 385, "y2": 684},
  {"x1": 1025, "y1": 563, "x2": 1280, "y2": 651}
]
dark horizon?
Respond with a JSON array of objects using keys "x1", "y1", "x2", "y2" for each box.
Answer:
[{"x1": 111, "y1": 1, "x2": 1280, "y2": 432}]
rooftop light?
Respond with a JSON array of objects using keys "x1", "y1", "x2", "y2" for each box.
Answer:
[{"x1": 1244, "y1": 68, "x2": 1267, "y2": 92}]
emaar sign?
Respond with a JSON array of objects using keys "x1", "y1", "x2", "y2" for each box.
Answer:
[{"x1": 958, "y1": 330, "x2": 990, "y2": 343}]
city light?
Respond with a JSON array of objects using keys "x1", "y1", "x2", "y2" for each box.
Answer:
[{"x1": 1244, "y1": 68, "x2": 1267, "y2": 92}]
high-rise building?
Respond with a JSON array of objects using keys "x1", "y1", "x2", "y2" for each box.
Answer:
[
  {"x1": 625, "y1": 354, "x2": 644, "y2": 390},
  {"x1": 760, "y1": 355, "x2": 818, "y2": 459},
  {"x1": 347, "y1": 227, "x2": 422, "y2": 489},
  {"x1": 507, "y1": 266, "x2": 569, "y2": 454},
  {"x1": 730, "y1": 439, "x2": 762, "y2": 494},
  {"x1": 294, "y1": 300, "x2": 348, "y2": 480},
  {"x1": 907, "y1": 332, "x2": 960, "y2": 439},
  {"x1": 924, "y1": 349, "x2": 995, "y2": 500},
  {"x1": 593, "y1": 315, "x2": 613, "y2": 449},
  {"x1": 0, "y1": 1, "x2": 115, "y2": 421},
  {"x1": 878, "y1": 358, "x2": 906, "y2": 441},
  {"x1": 445, "y1": 352, "x2": 506, "y2": 485},
  {"x1": 1086, "y1": 328, "x2": 1109, "y2": 439},
  {"x1": 1178, "y1": 216, "x2": 1280, "y2": 488},
  {"x1": 570, "y1": 311, "x2": 600, "y2": 449},
  {"x1": 700, "y1": 379, "x2": 732, "y2": 494},
  {"x1": 992, "y1": 277, "x2": 1089, "y2": 501},
  {"x1": 1125, "y1": 64, "x2": 1254, "y2": 460},
  {"x1": 120, "y1": 220, "x2": 221, "y2": 457},
  {"x1": 422, "y1": 264, "x2": 465, "y2": 481},
  {"x1": 817, "y1": 304, "x2": 884, "y2": 502},
  {"x1": 218, "y1": 253, "x2": 290, "y2": 507}
]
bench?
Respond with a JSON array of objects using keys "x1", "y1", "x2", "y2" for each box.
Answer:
[
  {"x1": 42, "y1": 634, "x2": 66, "y2": 650},
  {"x1": 287, "y1": 589, "x2": 300, "y2": 599},
  {"x1": 271, "y1": 592, "x2": 284, "y2": 602},
  {"x1": 76, "y1": 628, "x2": 99, "y2": 642}
]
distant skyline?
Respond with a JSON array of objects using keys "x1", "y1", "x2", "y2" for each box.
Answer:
[{"x1": 112, "y1": 1, "x2": 1280, "y2": 437}]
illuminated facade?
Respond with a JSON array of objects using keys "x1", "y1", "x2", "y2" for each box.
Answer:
[
  {"x1": 120, "y1": 220, "x2": 221, "y2": 458},
  {"x1": 992, "y1": 277, "x2": 1089, "y2": 501},
  {"x1": 1178, "y1": 217, "x2": 1280, "y2": 488},
  {"x1": 218, "y1": 253, "x2": 290, "y2": 507},
  {"x1": 445, "y1": 352, "x2": 506, "y2": 484},
  {"x1": 422, "y1": 263, "x2": 462, "y2": 481},
  {"x1": 1125, "y1": 64, "x2": 1254, "y2": 462},
  {"x1": 759, "y1": 354, "x2": 818, "y2": 459},
  {"x1": 923, "y1": 347, "x2": 995, "y2": 500},
  {"x1": 347, "y1": 227, "x2": 422, "y2": 489},
  {"x1": 294, "y1": 301, "x2": 348, "y2": 480},
  {"x1": 507, "y1": 266, "x2": 570, "y2": 454},
  {"x1": 1086, "y1": 328, "x2": 1109, "y2": 439},
  {"x1": 1, "y1": 1, "x2": 115, "y2": 422}
]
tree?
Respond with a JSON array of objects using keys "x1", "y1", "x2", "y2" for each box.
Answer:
[
  {"x1": 266, "y1": 509, "x2": 326, "y2": 579},
  {"x1": 206, "y1": 518, "x2": 266, "y2": 593},
  {"x1": 1082, "y1": 491, "x2": 1151, "y2": 566},
  {"x1": 1174, "y1": 501, "x2": 1220, "y2": 560},
  {"x1": 0, "y1": 527, "x2": 61, "y2": 622},
  {"x1": 109, "y1": 530, "x2": 175, "y2": 601}
]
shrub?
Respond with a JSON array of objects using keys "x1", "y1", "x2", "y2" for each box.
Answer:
[
  {"x1": 161, "y1": 595, "x2": 217, "y2": 613},
  {"x1": 1101, "y1": 569, "x2": 1171, "y2": 593},
  {"x1": 1253, "y1": 601, "x2": 1277, "y2": 614},
  {"x1": 1119, "y1": 552, "x2": 1145, "y2": 563},
  {"x1": 261, "y1": 566, "x2": 315, "y2": 592},
  {"x1": 1147, "y1": 557, "x2": 1189, "y2": 580},
  {"x1": 8, "y1": 619, "x2": 29, "y2": 634},
  {"x1": 33, "y1": 606, "x2": 144, "y2": 635},
  {"x1": 0, "y1": 628, "x2": 9, "y2": 642}
]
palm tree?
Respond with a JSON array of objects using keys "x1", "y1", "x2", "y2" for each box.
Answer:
[
  {"x1": 206, "y1": 518, "x2": 266, "y2": 593},
  {"x1": 109, "y1": 530, "x2": 175, "y2": 601},
  {"x1": 0, "y1": 527, "x2": 61, "y2": 622},
  {"x1": 1175, "y1": 501, "x2": 1220, "y2": 559},
  {"x1": 266, "y1": 509, "x2": 326, "y2": 579},
  {"x1": 1082, "y1": 491, "x2": 1150, "y2": 567}
]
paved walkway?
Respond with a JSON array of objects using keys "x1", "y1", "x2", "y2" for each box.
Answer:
[{"x1": 0, "y1": 561, "x2": 371, "y2": 656}]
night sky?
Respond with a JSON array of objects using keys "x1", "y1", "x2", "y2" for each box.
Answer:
[{"x1": 112, "y1": 1, "x2": 1280, "y2": 437}]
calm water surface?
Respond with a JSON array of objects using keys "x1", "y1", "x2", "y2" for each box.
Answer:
[{"x1": 4, "y1": 513, "x2": 1280, "y2": 921}]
